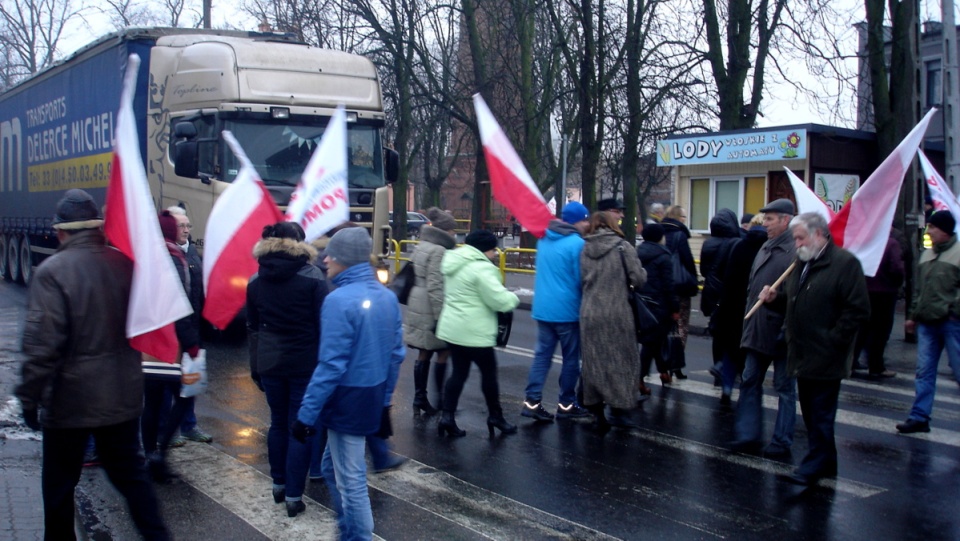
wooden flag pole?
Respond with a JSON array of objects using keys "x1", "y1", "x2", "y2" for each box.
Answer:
[{"x1": 743, "y1": 261, "x2": 797, "y2": 320}]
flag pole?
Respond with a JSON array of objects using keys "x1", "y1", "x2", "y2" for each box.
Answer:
[{"x1": 743, "y1": 261, "x2": 797, "y2": 320}]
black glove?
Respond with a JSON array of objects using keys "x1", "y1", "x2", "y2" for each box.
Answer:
[
  {"x1": 377, "y1": 406, "x2": 393, "y2": 439},
  {"x1": 291, "y1": 419, "x2": 316, "y2": 444},
  {"x1": 22, "y1": 408, "x2": 40, "y2": 431},
  {"x1": 251, "y1": 373, "x2": 264, "y2": 392}
]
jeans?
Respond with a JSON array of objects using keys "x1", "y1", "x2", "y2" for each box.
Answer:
[
  {"x1": 795, "y1": 378, "x2": 841, "y2": 478},
  {"x1": 261, "y1": 375, "x2": 316, "y2": 500},
  {"x1": 524, "y1": 321, "x2": 581, "y2": 405},
  {"x1": 43, "y1": 419, "x2": 169, "y2": 540},
  {"x1": 733, "y1": 350, "x2": 796, "y2": 449},
  {"x1": 908, "y1": 319, "x2": 960, "y2": 422},
  {"x1": 322, "y1": 430, "x2": 374, "y2": 541}
]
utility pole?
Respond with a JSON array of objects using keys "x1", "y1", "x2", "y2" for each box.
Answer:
[
  {"x1": 203, "y1": 0, "x2": 211, "y2": 29},
  {"x1": 944, "y1": 0, "x2": 960, "y2": 193}
]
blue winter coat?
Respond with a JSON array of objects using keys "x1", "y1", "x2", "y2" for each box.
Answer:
[
  {"x1": 297, "y1": 264, "x2": 405, "y2": 435},
  {"x1": 532, "y1": 220, "x2": 584, "y2": 322}
]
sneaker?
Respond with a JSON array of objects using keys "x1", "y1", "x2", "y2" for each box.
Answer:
[
  {"x1": 555, "y1": 403, "x2": 591, "y2": 419},
  {"x1": 168, "y1": 435, "x2": 187, "y2": 448},
  {"x1": 520, "y1": 401, "x2": 555, "y2": 422},
  {"x1": 896, "y1": 419, "x2": 930, "y2": 434},
  {"x1": 182, "y1": 427, "x2": 213, "y2": 443}
]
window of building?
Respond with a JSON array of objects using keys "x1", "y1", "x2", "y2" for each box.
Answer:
[
  {"x1": 927, "y1": 59, "x2": 942, "y2": 108},
  {"x1": 689, "y1": 176, "x2": 766, "y2": 232}
]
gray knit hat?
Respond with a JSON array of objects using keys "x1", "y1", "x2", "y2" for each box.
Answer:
[
  {"x1": 426, "y1": 207, "x2": 457, "y2": 232},
  {"x1": 326, "y1": 227, "x2": 372, "y2": 267},
  {"x1": 53, "y1": 189, "x2": 104, "y2": 230}
]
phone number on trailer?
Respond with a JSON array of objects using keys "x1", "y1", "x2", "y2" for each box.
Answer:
[{"x1": 27, "y1": 152, "x2": 113, "y2": 193}]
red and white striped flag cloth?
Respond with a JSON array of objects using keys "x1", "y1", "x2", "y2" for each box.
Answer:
[
  {"x1": 473, "y1": 94, "x2": 554, "y2": 238},
  {"x1": 829, "y1": 107, "x2": 937, "y2": 276},
  {"x1": 202, "y1": 131, "x2": 283, "y2": 329},
  {"x1": 785, "y1": 167, "x2": 833, "y2": 223},
  {"x1": 104, "y1": 54, "x2": 192, "y2": 363},
  {"x1": 918, "y1": 148, "x2": 960, "y2": 235},
  {"x1": 285, "y1": 106, "x2": 350, "y2": 242}
]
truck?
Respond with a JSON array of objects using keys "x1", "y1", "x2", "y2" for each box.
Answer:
[{"x1": 0, "y1": 27, "x2": 397, "y2": 284}]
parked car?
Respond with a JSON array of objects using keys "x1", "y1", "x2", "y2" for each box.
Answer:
[{"x1": 389, "y1": 211, "x2": 431, "y2": 238}]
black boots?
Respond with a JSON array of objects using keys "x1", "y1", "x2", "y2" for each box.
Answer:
[
  {"x1": 433, "y1": 361, "x2": 447, "y2": 412},
  {"x1": 413, "y1": 360, "x2": 438, "y2": 416},
  {"x1": 486, "y1": 407, "x2": 517, "y2": 437},
  {"x1": 585, "y1": 403, "x2": 610, "y2": 432},
  {"x1": 437, "y1": 410, "x2": 466, "y2": 437}
]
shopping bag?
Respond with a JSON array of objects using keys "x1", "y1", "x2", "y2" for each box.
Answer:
[
  {"x1": 180, "y1": 349, "x2": 208, "y2": 398},
  {"x1": 662, "y1": 325, "x2": 686, "y2": 371}
]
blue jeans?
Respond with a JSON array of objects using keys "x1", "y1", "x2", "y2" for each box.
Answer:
[
  {"x1": 322, "y1": 430, "x2": 373, "y2": 541},
  {"x1": 524, "y1": 321, "x2": 581, "y2": 405},
  {"x1": 367, "y1": 435, "x2": 394, "y2": 471},
  {"x1": 733, "y1": 350, "x2": 796, "y2": 449},
  {"x1": 261, "y1": 375, "x2": 315, "y2": 501},
  {"x1": 909, "y1": 319, "x2": 960, "y2": 422}
]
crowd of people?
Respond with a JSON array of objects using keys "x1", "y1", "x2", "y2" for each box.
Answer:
[{"x1": 14, "y1": 188, "x2": 960, "y2": 540}]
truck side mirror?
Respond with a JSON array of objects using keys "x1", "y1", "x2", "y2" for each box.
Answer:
[
  {"x1": 174, "y1": 141, "x2": 200, "y2": 178},
  {"x1": 174, "y1": 122, "x2": 198, "y2": 139},
  {"x1": 384, "y1": 147, "x2": 399, "y2": 184}
]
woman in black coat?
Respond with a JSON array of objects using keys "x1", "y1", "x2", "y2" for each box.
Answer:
[
  {"x1": 636, "y1": 224, "x2": 678, "y2": 392},
  {"x1": 661, "y1": 205, "x2": 697, "y2": 380}
]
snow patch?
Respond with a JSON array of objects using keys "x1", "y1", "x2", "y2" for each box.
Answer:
[{"x1": 0, "y1": 396, "x2": 41, "y2": 441}]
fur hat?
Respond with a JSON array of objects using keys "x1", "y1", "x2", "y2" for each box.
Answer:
[
  {"x1": 52, "y1": 189, "x2": 103, "y2": 230},
  {"x1": 426, "y1": 207, "x2": 457, "y2": 232},
  {"x1": 562, "y1": 202, "x2": 590, "y2": 224},
  {"x1": 465, "y1": 230, "x2": 499, "y2": 252},
  {"x1": 326, "y1": 227, "x2": 372, "y2": 267},
  {"x1": 158, "y1": 211, "x2": 178, "y2": 243},
  {"x1": 929, "y1": 210, "x2": 956, "y2": 234}
]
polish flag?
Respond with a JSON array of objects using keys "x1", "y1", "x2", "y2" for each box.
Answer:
[
  {"x1": 473, "y1": 94, "x2": 554, "y2": 238},
  {"x1": 785, "y1": 167, "x2": 833, "y2": 223},
  {"x1": 202, "y1": 131, "x2": 283, "y2": 329},
  {"x1": 103, "y1": 54, "x2": 192, "y2": 362},
  {"x1": 286, "y1": 106, "x2": 350, "y2": 242},
  {"x1": 918, "y1": 149, "x2": 960, "y2": 235},
  {"x1": 829, "y1": 107, "x2": 937, "y2": 276}
]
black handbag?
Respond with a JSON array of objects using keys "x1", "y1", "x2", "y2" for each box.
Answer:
[
  {"x1": 618, "y1": 245, "x2": 659, "y2": 343},
  {"x1": 496, "y1": 311, "x2": 514, "y2": 347},
  {"x1": 662, "y1": 322, "x2": 686, "y2": 370},
  {"x1": 668, "y1": 235, "x2": 699, "y2": 297},
  {"x1": 389, "y1": 262, "x2": 416, "y2": 305}
]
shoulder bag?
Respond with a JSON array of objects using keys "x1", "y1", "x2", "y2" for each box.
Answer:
[
  {"x1": 389, "y1": 262, "x2": 416, "y2": 305},
  {"x1": 668, "y1": 234, "x2": 700, "y2": 297},
  {"x1": 618, "y1": 245, "x2": 659, "y2": 343}
]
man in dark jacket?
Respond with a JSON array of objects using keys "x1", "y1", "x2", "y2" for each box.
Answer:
[
  {"x1": 896, "y1": 211, "x2": 960, "y2": 434},
  {"x1": 700, "y1": 208, "x2": 742, "y2": 383},
  {"x1": 761, "y1": 212, "x2": 869, "y2": 486},
  {"x1": 15, "y1": 189, "x2": 169, "y2": 540},
  {"x1": 854, "y1": 231, "x2": 903, "y2": 378},
  {"x1": 732, "y1": 199, "x2": 798, "y2": 457}
]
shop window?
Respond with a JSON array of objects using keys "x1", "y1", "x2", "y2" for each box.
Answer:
[
  {"x1": 690, "y1": 178, "x2": 710, "y2": 231},
  {"x1": 690, "y1": 176, "x2": 766, "y2": 232},
  {"x1": 927, "y1": 59, "x2": 942, "y2": 108},
  {"x1": 744, "y1": 176, "x2": 765, "y2": 214}
]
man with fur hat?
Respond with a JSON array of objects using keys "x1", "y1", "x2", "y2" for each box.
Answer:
[
  {"x1": 897, "y1": 210, "x2": 960, "y2": 434},
  {"x1": 293, "y1": 227, "x2": 405, "y2": 539},
  {"x1": 15, "y1": 189, "x2": 170, "y2": 539},
  {"x1": 521, "y1": 202, "x2": 592, "y2": 422}
]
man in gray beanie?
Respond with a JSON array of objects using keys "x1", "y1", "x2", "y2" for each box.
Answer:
[
  {"x1": 16, "y1": 189, "x2": 170, "y2": 539},
  {"x1": 293, "y1": 226, "x2": 405, "y2": 538}
]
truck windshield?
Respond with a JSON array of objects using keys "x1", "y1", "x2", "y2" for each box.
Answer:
[{"x1": 222, "y1": 119, "x2": 385, "y2": 188}]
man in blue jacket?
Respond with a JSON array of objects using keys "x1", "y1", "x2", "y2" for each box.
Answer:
[
  {"x1": 293, "y1": 227, "x2": 404, "y2": 539},
  {"x1": 521, "y1": 202, "x2": 593, "y2": 421}
]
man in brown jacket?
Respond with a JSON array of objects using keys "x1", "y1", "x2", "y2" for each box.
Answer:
[{"x1": 15, "y1": 189, "x2": 169, "y2": 540}]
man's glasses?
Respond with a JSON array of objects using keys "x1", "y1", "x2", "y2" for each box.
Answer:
[{"x1": 178, "y1": 223, "x2": 193, "y2": 230}]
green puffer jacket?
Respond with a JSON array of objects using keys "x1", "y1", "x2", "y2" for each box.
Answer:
[
  {"x1": 782, "y1": 242, "x2": 870, "y2": 380},
  {"x1": 909, "y1": 236, "x2": 960, "y2": 323},
  {"x1": 436, "y1": 245, "x2": 519, "y2": 348}
]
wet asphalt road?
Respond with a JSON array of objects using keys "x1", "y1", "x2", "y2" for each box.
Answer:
[{"x1": 3, "y1": 280, "x2": 960, "y2": 540}]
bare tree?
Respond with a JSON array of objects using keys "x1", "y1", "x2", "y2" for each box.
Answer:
[
  {"x1": 0, "y1": 0, "x2": 76, "y2": 79},
  {"x1": 98, "y1": 0, "x2": 156, "y2": 28}
]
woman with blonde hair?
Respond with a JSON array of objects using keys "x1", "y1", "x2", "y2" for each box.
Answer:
[
  {"x1": 661, "y1": 205, "x2": 698, "y2": 381},
  {"x1": 580, "y1": 212, "x2": 647, "y2": 429}
]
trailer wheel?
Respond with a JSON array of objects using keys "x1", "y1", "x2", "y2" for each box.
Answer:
[
  {"x1": 8, "y1": 234, "x2": 21, "y2": 284},
  {"x1": 0, "y1": 234, "x2": 10, "y2": 281},
  {"x1": 19, "y1": 235, "x2": 33, "y2": 284}
]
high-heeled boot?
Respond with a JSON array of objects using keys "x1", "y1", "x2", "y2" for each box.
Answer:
[
  {"x1": 432, "y1": 361, "x2": 447, "y2": 412},
  {"x1": 486, "y1": 406, "x2": 518, "y2": 436},
  {"x1": 437, "y1": 410, "x2": 466, "y2": 437},
  {"x1": 412, "y1": 360, "x2": 438, "y2": 416}
]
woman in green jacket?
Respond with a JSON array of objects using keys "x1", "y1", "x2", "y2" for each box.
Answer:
[{"x1": 436, "y1": 230, "x2": 520, "y2": 437}]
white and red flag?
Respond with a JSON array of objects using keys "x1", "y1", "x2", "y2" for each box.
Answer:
[
  {"x1": 785, "y1": 167, "x2": 834, "y2": 223},
  {"x1": 918, "y1": 149, "x2": 960, "y2": 234},
  {"x1": 202, "y1": 131, "x2": 284, "y2": 329},
  {"x1": 286, "y1": 105, "x2": 350, "y2": 242},
  {"x1": 829, "y1": 107, "x2": 937, "y2": 276},
  {"x1": 104, "y1": 54, "x2": 192, "y2": 363},
  {"x1": 473, "y1": 94, "x2": 554, "y2": 238}
]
